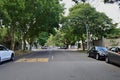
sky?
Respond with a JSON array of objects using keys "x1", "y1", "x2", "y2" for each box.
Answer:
[
  {"x1": 60, "y1": 0, "x2": 75, "y2": 16},
  {"x1": 61, "y1": 0, "x2": 120, "y2": 27}
]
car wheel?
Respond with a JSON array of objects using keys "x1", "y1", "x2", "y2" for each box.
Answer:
[
  {"x1": 96, "y1": 54, "x2": 100, "y2": 60},
  {"x1": 10, "y1": 54, "x2": 14, "y2": 61},
  {"x1": 105, "y1": 57, "x2": 110, "y2": 63}
]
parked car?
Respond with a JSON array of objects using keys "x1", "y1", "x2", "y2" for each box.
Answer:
[
  {"x1": 88, "y1": 46, "x2": 107, "y2": 60},
  {"x1": 0, "y1": 45, "x2": 15, "y2": 64},
  {"x1": 60, "y1": 46, "x2": 67, "y2": 49},
  {"x1": 105, "y1": 47, "x2": 120, "y2": 66},
  {"x1": 41, "y1": 46, "x2": 48, "y2": 49}
]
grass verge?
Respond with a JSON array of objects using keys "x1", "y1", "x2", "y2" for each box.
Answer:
[{"x1": 15, "y1": 50, "x2": 31, "y2": 57}]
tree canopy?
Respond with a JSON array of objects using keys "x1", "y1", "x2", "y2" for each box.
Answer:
[
  {"x1": 58, "y1": 3, "x2": 116, "y2": 50},
  {"x1": 0, "y1": 0, "x2": 63, "y2": 50},
  {"x1": 69, "y1": 3, "x2": 115, "y2": 38}
]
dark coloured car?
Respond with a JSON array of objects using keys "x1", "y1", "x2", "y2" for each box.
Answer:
[
  {"x1": 41, "y1": 46, "x2": 48, "y2": 49},
  {"x1": 88, "y1": 46, "x2": 107, "y2": 60},
  {"x1": 106, "y1": 47, "x2": 120, "y2": 66},
  {"x1": 60, "y1": 46, "x2": 67, "y2": 49}
]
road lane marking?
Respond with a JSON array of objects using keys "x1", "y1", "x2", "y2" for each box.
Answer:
[
  {"x1": 37, "y1": 58, "x2": 48, "y2": 62},
  {"x1": 15, "y1": 58, "x2": 49, "y2": 62}
]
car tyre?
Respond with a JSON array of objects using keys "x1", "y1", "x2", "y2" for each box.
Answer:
[
  {"x1": 10, "y1": 54, "x2": 14, "y2": 61},
  {"x1": 96, "y1": 54, "x2": 100, "y2": 60},
  {"x1": 88, "y1": 53, "x2": 90, "y2": 57}
]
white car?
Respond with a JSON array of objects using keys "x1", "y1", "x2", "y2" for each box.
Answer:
[{"x1": 0, "y1": 45, "x2": 15, "y2": 64}]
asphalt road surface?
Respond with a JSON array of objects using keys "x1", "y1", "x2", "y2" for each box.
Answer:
[{"x1": 0, "y1": 49, "x2": 120, "y2": 80}]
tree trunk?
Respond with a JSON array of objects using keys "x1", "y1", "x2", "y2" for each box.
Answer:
[
  {"x1": 66, "y1": 44, "x2": 69, "y2": 49},
  {"x1": 29, "y1": 38, "x2": 33, "y2": 51},
  {"x1": 23, "y1": 35, "x2": 26, "y2": 51},
  {"x1": 29, "y1": 43, "x2": 32, "y2": 51},
  {"x1": 10, "y1": 29, "x2": 15, "y2": 50},
  {"x1": 81, "y1": 39, "x2": 85, "y2": 51},
  {"x1": 22, "y1": 33, "x2": 27, "y2": 51},
  {"x1": 82, "y1": 41, "x2": 85, "y2": 51}
]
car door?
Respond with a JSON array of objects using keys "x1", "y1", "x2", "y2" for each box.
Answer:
[
  {"x1": 113, "y1": 52, "x2": 120, "y2": 65},
  {"x1": 0, "y1": 46, "x2": 10, "y2": 61},
  {"x1": 109, "y1": 47, "x2": 116, "y2": 62},
  {"x1": 109, "y1": 47, "x2": 120, "y2": 64},
  {"x1": 116, "y1": 53, "x2": 120, "y2": 65},
  {"x1": 93, "y1": 47, "x2": 98, "y2": 57},
  {"x1": 3, "y1": 46, "x2": 11, "y2": 60},
  {"x1": 88, "y1": 47, "x2": 94, "y2": 56},
  {"x1": 117, "y1": 48, "x2": 120, "y2": 65},
  {"x1": 113, "y1": 48, "x2": 120, "y2": 65},
  {"x1": 0, "y1": 46, "x2": 7, "y2": 61},
  {"x1": 0, "y1": 46, "x2": 5, "y2": 61},
  {"x1": 90, "y1": 47, "x2": 97, "y2": 57}
]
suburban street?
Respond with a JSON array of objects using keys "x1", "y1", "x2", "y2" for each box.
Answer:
[
  {"x1": 0, "y1": 49, "x2": 120, "y2": 80},
  {"x1": 0, "y1": 0, "x2": 120, "y2": 80}
]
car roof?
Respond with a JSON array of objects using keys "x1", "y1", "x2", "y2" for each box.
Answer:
[
  {"x1": 114, "y1": 46, "x2": 120, "y2": 48},
  {"x1": 0, "y1": 45, "x2": 3, "y2": 46},
  {"x1": 109, "y1": 46, "x2": 120, "y2": 48},
  {"x1": 94, "y1": 46, "x2": 106, "y2": 48}
]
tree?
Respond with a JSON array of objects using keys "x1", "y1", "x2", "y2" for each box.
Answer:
[
  {"x1": 46, "y1": 29, "x2": 65, "y2": 47},
  {"x1": 38, "y1": 32, "x2": 49, "y2": 46},
  {"x1": 46, "y1": 17, "x2": 77, "y2": 48},
  {"x1": 46, "y1": 34, "x2": 56, "y2": 46},
  {"x1": 106, "y1": 28, "x2": 120, "y2": 38},
  {"x1": 0, "y1": 0, "x2": 63, "y2": 51},
  {"x1": 66, "y1": 3, "x2": 116, "y2": 50},
  {"x1": 60, "y1": 17, "x2": 77, "y2": 48},
  {"x1": 1, "y1": 0, "x2": 26, "y2": 50},
  {"x1": 0, "y1": 27, "x2": 7, "y2": 43},
  {"x1": 25, "y1": 0, "x2": 63, "y2": 50}
]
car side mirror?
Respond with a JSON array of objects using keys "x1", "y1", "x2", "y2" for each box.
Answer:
[{"x1": 6, "y1": 48, "x2": 9, "y2": 51}]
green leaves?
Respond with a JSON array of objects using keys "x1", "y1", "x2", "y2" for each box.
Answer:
[
  {"x1": 38, "y1": 32, "x2": 49, "y2": 46},
  {"x1": 56, "y1": 3, "x2": 116, "y2": 50},
  {"x1": 0, "y1": 0, "x2": 63, "y2": 50},
  {"x1": 68, "y1": 3, "x2": 115, "y2": 39}
]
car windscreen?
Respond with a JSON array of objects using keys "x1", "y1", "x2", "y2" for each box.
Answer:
[
  {"x1": 96, "y1": 47, "x2": 107, "y2": 52},
  {"x1": 117, "y1": 48, "x2": 120, "y2": 52}
]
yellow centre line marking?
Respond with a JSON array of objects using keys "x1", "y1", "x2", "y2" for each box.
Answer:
[{"x1": 16, "y1": 58, "x2": 49, "y2": 62}]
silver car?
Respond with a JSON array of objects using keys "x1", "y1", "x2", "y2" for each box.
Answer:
[
  {"x1": 0, "y1": 45, "x2": 15, "y2": 64},
  {"x1": 106, "y1": 47, "x2": 120, "y2": 66}
]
